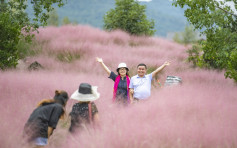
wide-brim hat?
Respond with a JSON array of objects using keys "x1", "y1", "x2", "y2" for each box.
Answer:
[
  {"x1": 116, "y1": 62, "x2": 129, "y2": 72},
  {"x1": 70, "y1": 83, "x2": 100, "y2": 102}
]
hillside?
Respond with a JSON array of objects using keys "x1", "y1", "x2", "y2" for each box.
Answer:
[
  {"x1": 26, "y1": 0, "x2": 187, "y2": 37},
  {"x1": 1, "y1": 25, "x2": 237, "y2": 147}
]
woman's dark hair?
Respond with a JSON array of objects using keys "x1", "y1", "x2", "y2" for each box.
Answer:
[
  {"x1": 54, "y1": 90, "x2": 69, "y2": 107},
  {"x1": 117, "y1": 68, "x2": 130, "y2": 77}
]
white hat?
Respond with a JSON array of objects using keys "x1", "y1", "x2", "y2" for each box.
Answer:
[
  {"x1": 70, "y1": 83, "x2": 100, "y2": 102},
  {"x1": 116, "y1": 62, "x2": 129, "y2": 72}
]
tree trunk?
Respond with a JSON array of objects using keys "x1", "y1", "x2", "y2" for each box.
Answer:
[{"x1": 1, "y1": 0, "x2": 4, "y2": 4}]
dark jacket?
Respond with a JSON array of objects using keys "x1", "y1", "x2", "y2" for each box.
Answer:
[{"x1": 24, "y1": 102, "x2": 64, "y2": 140}]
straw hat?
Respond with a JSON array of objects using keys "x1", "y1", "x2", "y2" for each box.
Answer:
[{"x1": 70, "y1": 83, "x2": 100, "y2": 101}]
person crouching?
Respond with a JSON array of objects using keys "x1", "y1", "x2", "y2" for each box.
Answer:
[{"x1": 23, "y1": 90, "x2": 69, "y2": 147}]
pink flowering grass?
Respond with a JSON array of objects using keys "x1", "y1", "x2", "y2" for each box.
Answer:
[
  {"x1": 1, "y1": 25, "x2": 237, "y2": 148},
  {"x1": 21, "y1": 25, "x2": 189, "y2": 83}
]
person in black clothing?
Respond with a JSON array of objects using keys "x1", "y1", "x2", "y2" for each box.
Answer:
[
  {"x1": 69, "y1": 83, "x2": 100, "y2": 133},
  {"x1": 96, "y1": 57, "x2": 131, "y2": 105},
  {"x1": 24, "y1": 90, "x2": 69, "y2": 147}
]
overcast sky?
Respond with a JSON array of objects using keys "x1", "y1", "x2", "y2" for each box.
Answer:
[{"x1": 137, "y1": 0, "x2": 236, "y2": 14}]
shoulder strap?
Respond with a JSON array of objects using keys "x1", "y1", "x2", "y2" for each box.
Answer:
[{"x1": 88, "y1": 102, "x2": 92, "y2": 123}]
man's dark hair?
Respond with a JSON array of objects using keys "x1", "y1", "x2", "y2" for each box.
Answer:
[{"x1": 137, "y1": 63, "x2": 147, "y2": 69}]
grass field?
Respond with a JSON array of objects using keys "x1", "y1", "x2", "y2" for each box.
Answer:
[{"x1": 0, "y1": 25, "x2": 236, "y2": 148}]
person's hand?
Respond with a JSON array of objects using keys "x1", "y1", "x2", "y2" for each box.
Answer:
[
  {"x1": 96, "y1": 57, "x2": 103, "y2": 63},
  {"x1": 130, "y1": 89, "x2": 134, "y2": 94},
  {"x1": 164, "y1": 61, "x2": 170, "y2": 66}
]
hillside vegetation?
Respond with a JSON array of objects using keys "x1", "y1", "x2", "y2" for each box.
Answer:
[
  {"x1": 1, "y1": 25, "x2": 237, "y2": 148},
  {"x1": 26, "y1": 0, "x2": 187, "y2": 37}
]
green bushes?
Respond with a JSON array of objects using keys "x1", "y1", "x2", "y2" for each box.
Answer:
[
  {"x1": 0, "y1": 12, "x2": 21, "y2": 70},
  {"x1": 0, "y1": 0, "x2": 65, "y2": 70},
  {"x1": 187, "y1": 40, "x2": 237, "y2": 83},
  {"x1": 225, "y1": 49, "x2": 237, "y2": 82},
  {"x1": 173, "y1": 0, "x2": 237, "y2": 83}
]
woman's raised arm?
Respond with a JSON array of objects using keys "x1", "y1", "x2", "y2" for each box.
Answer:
[{"x1": 96, "y1": 57, "x2": 111, "y2": 75}]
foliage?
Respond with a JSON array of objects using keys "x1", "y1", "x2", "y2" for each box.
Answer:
[
  {"x1": 182, "y1": 25, "x2": 198, "y2": 45},
  {"x1": 62, "y1": 16, "x2": 71, "y2": 25},
  {"x1": 173, "y1": 25, "x2": 198, "y2": 45},
  {"x1": 16, "y1": 38, "x2": 42, "y2": 59},
  {"x1": 103, "y1": 0, "x2": 156, "y2": 36},
  {"x1": 187, "y1": 44, "x2": 202, "y2": 68},
  {"x1": 225, "y1": 49, "x2": 237, "y2": 82},
  {"x1": 47, "y1": 9, "x2": 59, "y2": 26},
  {"x1": 0, "y1": 5, "x2": 21, "y2": 69},
  {"x1": 28, "y1": 0, "x2": 65, "y2": 26},
  {"x1": 0, "y1": 0, "x2": 65, "y2": 70},
  {"x1": 56, "y1": 51, "x2": 81, "y2": 63},
  {"x1": 173, "y1": 0, "x2": 237, "y2": 82},
  {"x1": 173, "y1": 33, "x2": 182, "y2": 44}
]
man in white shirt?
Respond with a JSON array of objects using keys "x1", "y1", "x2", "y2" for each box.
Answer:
[{"x1": 129, "y1": 62, "x2": 170, "y2": 102}]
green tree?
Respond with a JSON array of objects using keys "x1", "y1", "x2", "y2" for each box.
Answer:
[
  {"x1": 0, "y1": 12, "x2": 21, "y2": 69},
  {"x1": 173, "y1": 25, "x2": 198, "y2": 45},
  {"x1": 103, "y1": 0, "x2": 155, "y2": 36},
  {"x1": 0, "y1": 1, "x2": 31, "y2": 69},
  {"x1": 182, "y1": 25, "x2": 198, "y2": 45},
  {"x1": 173, "y1": 0, "x2": 237, "y2": 82},
  {"x1": 0, "y1": 0, "x2": 65, "y2": 70},
  {"x1": 47, "y1": 9, "x2": 59, "y2": 26},
  {"x1": 173, "y1": 32, "x2": 182, "y2": 44},
  {"x1": 62, "y1": 16, "x2": 71, "y2": 25}
]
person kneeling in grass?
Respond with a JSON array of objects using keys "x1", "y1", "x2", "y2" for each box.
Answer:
[{"x1": 23, "y1": 90, "x2": 69, "y2": 147}]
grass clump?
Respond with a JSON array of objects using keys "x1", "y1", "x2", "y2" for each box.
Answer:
[{"x1": 56, "y1": 51, "x2": 81, "y2": 63}]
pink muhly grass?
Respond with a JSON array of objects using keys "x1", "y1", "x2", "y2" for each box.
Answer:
[
  {"x1": 29, "y1": 25, "x2": 188, "y2": 75},
  {"x1": 1, "y1": 25, "x2": 237, "y2": 148},
  {"x1": 1, "y1": 69, "x2": 237, "y2": 148}
]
